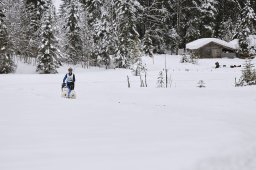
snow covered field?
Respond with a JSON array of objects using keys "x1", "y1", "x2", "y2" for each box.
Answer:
[{"x1": 1, "y1": 55, "x2": 256, "y2": 170}]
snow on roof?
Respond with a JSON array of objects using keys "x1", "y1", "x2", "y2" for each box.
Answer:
[
  {"x1": 186, "y1": 38, "x2": 236, "y2": 50},
  {"x1": 226, "y1": 35, "x2": 256, "y2": 50},
  {"x1": 228, "y1": 39, "x2": 239, "y2": 49},
  {"x1": 248, "y1": 35, "x2": 256, "y2": 47}
]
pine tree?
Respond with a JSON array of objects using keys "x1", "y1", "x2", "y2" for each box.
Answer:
[
  {"x1": 139, "y1": 0, "x2": 168, "y2": 54},
  {"x1": 92, "y1": 1, "x2": 119, "y2": 68},
  {"x1": 79, "y1": 5, "x2": 93, "y2": 68},
  {"x1": 36, "y1": 0, "x2": 61, "y2": 74},
  {"x1": 63, "y1": 0, "x2": 83, "y2": 65},
  {"x1": 59, "y1": 0, "x2": 92, "y2": 67},
  {"x1": 166, "y1": 27, "x2": 179, "y2": 54},
  {"x1": 57, "y1": 0, "x2": 69, "y2": 60},
  {"x1": 238, "y1": 0, "x2": 256, "y2": 58},
  {"x1": 199, "y1": 0, "x2": 218, "y2": 38},
  {"x1": 103, "y1": 1, "x2": 119, "y2": 68},
  {"x1": 143, "y1": 30, "x2": 154, "y2": 58},
  {"x1": 2, "y1": 0, "x2": 23, "y2": 56},
  {"x1": 237, "y1": 59, "x2": 256, "y2": 86},
  {"x1": 20, "y1": 0, "x2": 48, "y2": 58},
  {"x1": 218, "y1": 17, "x2": 237, "y2": 41},
  {"x1": 81, "y1": 0, "x2": 120, "y2": 67},
  {"x1": 115, "y1": 0, "x2": 143, "y2": 68},
  {"x1": 214, "y1": 0, "x2": 241, "y2": 39},
  {"x1": 131, "y1": 33, "x2": 142, "y2": 63},
  {"x1": 81, "y1": 0, "x2": 102, "y2": 66},
  {"x1": 0, "y1": 4, "x2": 16, "y2": 74},
  {"x1": 168, "y1": 0, "x2": 202, "y2": 53},
  {"x1": 82, "y1": 0, "x2": 102, "y2": 26}
]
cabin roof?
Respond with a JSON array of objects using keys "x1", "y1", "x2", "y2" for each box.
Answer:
[{"x1": 186, "y1": 38, "x2": 237, "y2": 51}]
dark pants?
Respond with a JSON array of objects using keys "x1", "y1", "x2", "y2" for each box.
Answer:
[
  {"x1": 67, "y1": 82, "x2": 74, "y2": 97},
  {"x1": 67, "y1": 82, "x2": 75, "y2": 90}
]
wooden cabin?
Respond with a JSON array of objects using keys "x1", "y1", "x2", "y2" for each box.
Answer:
[{"x1": 186, "y1": 38, "x2": 238, "y2": 58}]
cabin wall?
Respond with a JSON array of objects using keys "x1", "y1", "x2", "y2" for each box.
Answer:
[{"x1": 199, "y1": 43, "x2": 222, "y2": 58}]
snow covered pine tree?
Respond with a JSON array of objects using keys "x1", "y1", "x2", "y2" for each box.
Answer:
[
  {"x1": 143, "y1": 31, "x2": 154, "y2": 58},
  {"x1": 157, "y1": 70, "x2": 165, "y2": 88},
  {"x1": 115, "y1": 0, "x2": 143, "y2": 68},
  {"x1": 92, "y1": 0, "x2": 116, "y2": 68},
  {"x1": 36, "y1": 0, "x2": 61, "y2": 74},
  {"x1": 237, "y1": 59, "x2": 256, "y2": 86},
  {"x1": 199, "y1": 0, "x2": 218, "y2": 38},
  {"x1": 0, "y1": 3, "x2": 16, "y2": 74},
  {"x1": 20, "y1": 0, "x2": 47, "y2": 59},
  {"x1": 140, "y1": 0, "x2": 168, "y2": 54},
  {"x1": 62, "y1": 0, "x2": 83, "y2": 65},
  {"x1": 238, "y1": 0, "x2": 256, "y2": 58}
]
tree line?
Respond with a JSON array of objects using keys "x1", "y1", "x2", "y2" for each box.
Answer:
[{"x1": 0, "y1": 0, "x2": 256, "y2": 74}]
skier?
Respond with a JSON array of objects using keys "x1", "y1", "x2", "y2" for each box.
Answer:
[{"x1": 63, "y1": 68, "x2": 76, "y2": 98}]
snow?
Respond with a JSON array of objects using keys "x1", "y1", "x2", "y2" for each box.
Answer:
[
  {"x1": 1, "y1": 46, "x2": 6, "y2": 50},
  {"x1": 228, "y1": 39, "x2": 239, "y2": 49},
  {"x1": 53, "y1": 0, "x2": 62, "y2": 11},
  {"x1": 1, "y1": 55, "x2": 256, "y2": 170},
  {"x1": 15, "y1": 62, "x2": 37, "y2": 74},
  {"x1": 248, "y1": 35, "x2": 256, "y2": 47},
  {"x1": 186, "y1": 38, "x2": 236, "y2": 50},
  {"x1": 226, "y1": 35, "x2": 256, "y2": 50}
]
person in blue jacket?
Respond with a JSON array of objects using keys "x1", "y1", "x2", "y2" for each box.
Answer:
[{"x1": 63, "y1": 68, "x2": 76, "y2": 98}]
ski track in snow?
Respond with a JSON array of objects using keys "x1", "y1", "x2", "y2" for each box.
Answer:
[{"x1": 1, "y1": 55, "x2": 256, "y2": 170}]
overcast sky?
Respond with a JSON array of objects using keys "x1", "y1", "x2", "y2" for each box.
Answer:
[{"x1": 53, "y1": 0, "x2": 62, "y2": 11}]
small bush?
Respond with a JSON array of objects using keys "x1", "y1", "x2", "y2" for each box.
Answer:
[
  {"x1": 157, "y1": 70, "x2": 165, "y2": 88},
  {"x1": 180, "y1": 53, "x2": 198, "y2": 64},
  {"x1": 131, "y1": 60, "x2": 147, "y2": 76},
  {"x1": 0, "y1": 55, "x2": 16, "y2": 74},
  {"x1": 197, "y1": 80, "x2": 206, "y2": 88},
  {"x1": 236, "y1": 59, "x2": 256, "y2": 86}
]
